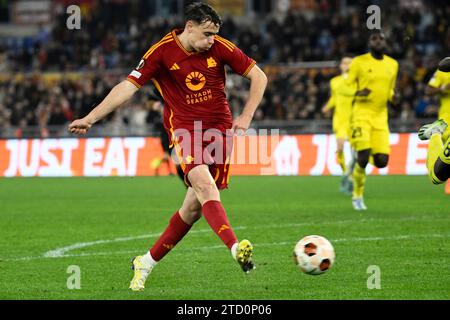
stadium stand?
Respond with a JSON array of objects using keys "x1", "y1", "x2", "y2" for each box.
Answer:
[{"x1": 0, "y1": 0, "x2": 448, "y2": 137}]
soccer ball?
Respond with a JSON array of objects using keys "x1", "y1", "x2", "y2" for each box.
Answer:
[{"x1": 293, "y1": 235, "x2": 335, "y2": 275}]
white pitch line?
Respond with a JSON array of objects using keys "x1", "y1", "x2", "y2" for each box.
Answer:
[
  {"x1": 3, "y1": 233, "x2": 449, "y2": 262},
  {"x1": 2, "y1": 215, "x2": 447, "y2": 262},
  {"x1": 43, "y1": 214, "x2": 443, "y2": 257},
  {"x1": 43, "y1": 232, "x2": 163, "y2": 258},
  {"x1": 43, "y1": 226, "x2": 247, "y2": 258},
  {"x1": 42, "y1": 217, "x2": 403, "y2": 259}
]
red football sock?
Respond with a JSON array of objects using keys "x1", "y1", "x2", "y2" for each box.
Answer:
[
  {"x1": 202, "y1": 200, "x2": 238, "y2": 249},
  {"x1": 149, "y1": 211, "x2": 192, "y2": 261}
]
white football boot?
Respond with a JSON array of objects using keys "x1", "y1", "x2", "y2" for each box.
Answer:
[
  {"x1": 129, "y1": 255, "x2": 153, "y2": 291},
  {"x1": 352, "y1": 197, "x2": 367, "y2": 211}
]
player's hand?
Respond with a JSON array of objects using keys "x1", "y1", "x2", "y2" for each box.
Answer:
[
  {"x1": 68, "y1": 117, "x2": 93, "y2": 135},
  {"x1": 321, "y1": 105, "x2": 330, "y2": 114},
  {"x1": 151, "y1": 100, "x2": 163, "y2": 112},
  {"x1": 355, "y1": 88, "x2": 371, "y2": 97},
  {"x1": 232, "y1": 113, "x2": 253, "y2": 136},
  {"x1": 391, "y1": 91, "x2": 400, "y2": 106}
]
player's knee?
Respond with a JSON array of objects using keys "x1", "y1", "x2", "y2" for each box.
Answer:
[
  {"x1": 357, "y1": 150, "x2": 370, "y2": 168},
  {"x1": 375, "y1": 161, "x2": 388, "y2": 169},
  {"x1": 433, "y1": 160, "x2": 450, "y2": 183},
  {"x1": 187, "y1": 200, "x2": 202, "y2": 221},
  {"x1": 373, "y1": 154, "x2": 389, "y2": 168},
  {"x1": 194, "y1": 180, "x2": 219, "y2": 201},
  {"x1": 186, "y1": 210, "x2": 202, "y2": 223},
  {"x1": 429, "y1": 170, "x2": 444, "y2": 185},
  {"x1": 179, "y1": 208, "x2": 202, "y2": 225},
  {"x1": 357, "y1": 159, "x2": 368, "y2": 168}
]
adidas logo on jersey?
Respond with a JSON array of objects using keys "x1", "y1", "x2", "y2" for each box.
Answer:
[{"x1": 170, "y1": 63, "x2": 180, "y2": 71}]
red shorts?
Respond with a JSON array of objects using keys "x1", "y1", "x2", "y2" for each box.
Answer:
[{"x1": 171, "y1": 129, "x2": 233, "y2": 190}]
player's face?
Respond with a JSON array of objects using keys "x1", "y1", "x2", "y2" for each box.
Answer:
[
  {"x1": 369, "y1": 33, "x2": 386, "y2": 53},
  {"x1": 340, "y1": 57, "x2": 352, "y2": 73},
  {"x1": 188, "y1": 20, "x2": 220, "y2": 52}
]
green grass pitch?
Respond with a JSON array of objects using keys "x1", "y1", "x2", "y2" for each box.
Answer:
[{"x1": 0, "y1": 176, "x2": 449, "y2": 300}]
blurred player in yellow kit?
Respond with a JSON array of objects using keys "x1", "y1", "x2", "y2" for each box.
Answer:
[
  {"x1": 425, "y1": 61, "x2": 450, "y2": 194},
  {"x1": 346, "y1": 30, "x2": 399, "y2": 210},
  {"x1": 419, "y1": 57, "x2": 450, "y2": 190},
  {"x1": 322, "y1": 54, "x2": 357, "y2": 194}
]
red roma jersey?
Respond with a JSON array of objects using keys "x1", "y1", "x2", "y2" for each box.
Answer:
[{"x1": 127, "y1": 29, "x2": 256, "y2": 142}]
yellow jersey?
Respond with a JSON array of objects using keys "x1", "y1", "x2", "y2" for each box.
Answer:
[
  {"x1": 346, "y1": 53, "x2": 398, "y2": 122},
  {"x1": 327, "y1": 73, "x2": 356, "y2": 119},
  {"x1": 428, "y1": 69, "x2": 450, "y2": 119}
]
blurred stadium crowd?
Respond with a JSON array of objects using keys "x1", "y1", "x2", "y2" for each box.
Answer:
[{"x1": 0, "y1": 0, "x2": 449, "y2": 137}]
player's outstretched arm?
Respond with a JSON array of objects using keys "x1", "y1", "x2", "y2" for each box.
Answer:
[
  {"x1": 232, "y1": 65, "x2": 267, "y2": 133},
  {"x1": 425, "y1": 68, "x2": 450, "y2": 97},
  {"x1": 68, "y1": 80, "x2": 139, "y2": 134},
  {"x1": 322, "y1": 96, "x2": 335, "y2": 114},
  {"x1": 425, "y1": 84, "x2": 448, "y2": 97},
  {"x1": 389, "y1": 63, "x2": 400, "y2": 106}
]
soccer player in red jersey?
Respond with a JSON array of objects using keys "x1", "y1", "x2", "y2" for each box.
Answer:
[{"x1": 68, "y1": 2, "x2": 267, "y2": 291}]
